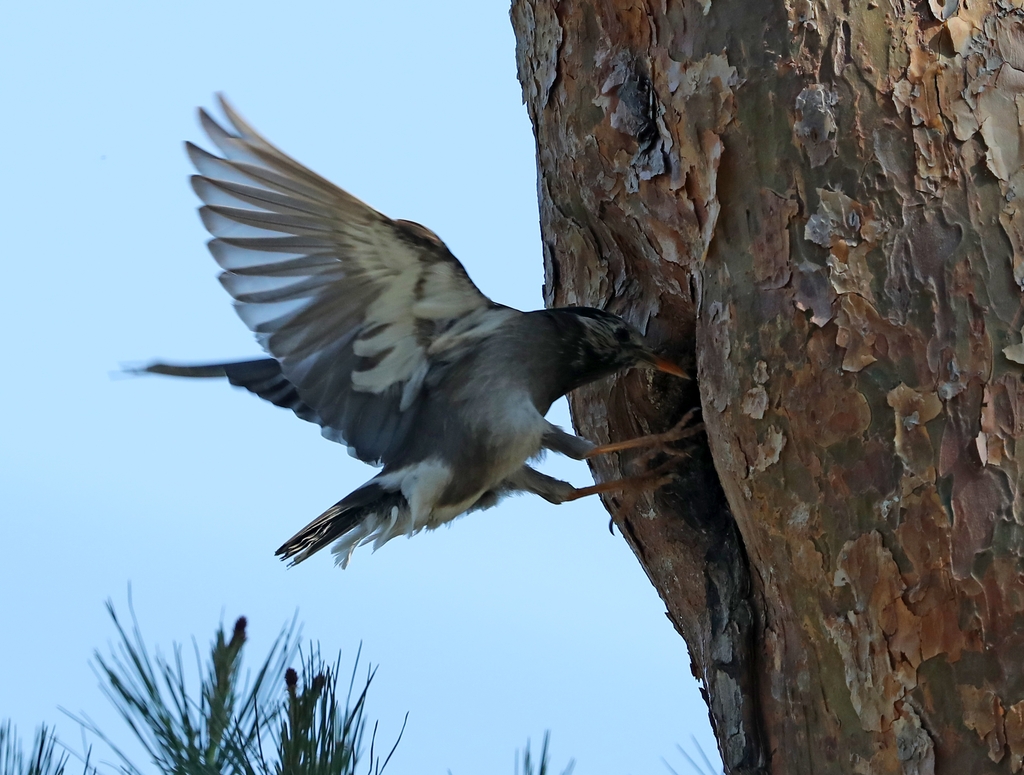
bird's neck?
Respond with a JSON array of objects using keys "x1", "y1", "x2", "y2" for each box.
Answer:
[{"x1": 515, "y1": 310, "x2": 622, "y2": 412}]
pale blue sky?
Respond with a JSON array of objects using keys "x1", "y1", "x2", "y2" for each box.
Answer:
[{"x1": 0, "y1": 2, "x2": 720, "y2": 773}]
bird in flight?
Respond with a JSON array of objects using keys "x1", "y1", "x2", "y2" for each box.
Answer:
[{"x1": 141, "y1": 96, "x2": 689, "y2": 567}]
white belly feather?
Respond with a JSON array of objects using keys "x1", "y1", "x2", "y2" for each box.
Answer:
[{"x1": 329, "y1": 388, "x2": 548, "y2": 566}]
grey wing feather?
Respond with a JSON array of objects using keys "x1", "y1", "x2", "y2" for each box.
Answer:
[
  {"x1": 188, "y1": 95, "x2": 519, "y2": 465},
  {"x1": 139, "y1": 359, "x2": 323, "y2": 425}
]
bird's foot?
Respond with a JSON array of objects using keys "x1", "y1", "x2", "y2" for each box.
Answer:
[
  {"x1": 581, "y1": 409, "x2": 703, "y2": 461},
  {"x1": 629, "y1": 410, "x2": 704, "y2": 472}
]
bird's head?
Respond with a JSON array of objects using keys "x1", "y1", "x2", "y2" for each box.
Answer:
[{"x1": 561, "y1": 307, "x2": 688, "y2": 381}]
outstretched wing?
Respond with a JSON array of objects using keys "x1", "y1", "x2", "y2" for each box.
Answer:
[{"x1": 188, "y1": 96, "x2": 517, "y2": 465}]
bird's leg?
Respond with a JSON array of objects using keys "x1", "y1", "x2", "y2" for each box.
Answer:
[
  {"x1": 560, "y1": 465, "x2": 677, "y2": 503},
  {"x1": 500, "y1": 465, "x2": 578, "y2": 505},
  {"x1": 541, "y1": 425, "x2": 600, "y2": 460},
  {"x1": 499, "y1": 464, "x2": 674, "y2": 505},
  {"x1": 581, "y1": 409, "x2": 703, "y2": 460}
]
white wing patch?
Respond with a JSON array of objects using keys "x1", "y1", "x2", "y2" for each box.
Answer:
[
  {"x1": 350, "y1": 271, "x2": 422, "y2": 393},
  {"x1": 413, "y1": 263, "x2": 487, "y2": 319},
  {"x1": 187, "y1": 96, "x2": 519, "y2": 465}
]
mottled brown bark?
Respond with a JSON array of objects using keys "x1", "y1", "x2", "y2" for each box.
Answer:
[{"x1": 510, "y1": 1, "x2": 1024, "y2": 773}]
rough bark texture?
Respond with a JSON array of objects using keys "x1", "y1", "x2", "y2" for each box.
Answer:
[{"x1": 510, "y1": 1, "x2": 1024, "y2": 773}]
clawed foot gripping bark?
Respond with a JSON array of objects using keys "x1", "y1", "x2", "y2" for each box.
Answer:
[{"x1": 583, "y1": 408, "x2": 703, "y2": 459}]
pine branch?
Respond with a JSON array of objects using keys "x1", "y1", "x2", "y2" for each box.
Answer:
[
  {"x1": 0, "y1": 722, "x2": 95, "y2": 775},
  {"x1": 515, "y1": 732, "x2": 574, "y2": 775},
  {"x1": 69, "y1": 601, "x2": 400, "y2": 775},
  {"x1": 9, "y1": 602, "x2": 578, "y2": 775}
]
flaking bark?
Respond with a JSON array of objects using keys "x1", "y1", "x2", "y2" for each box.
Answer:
[{"x1": 511, "y1": 1, "x2": 1024, "y2": 773}]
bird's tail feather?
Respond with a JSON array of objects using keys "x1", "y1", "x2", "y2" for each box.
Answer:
[
  {"x1": 276, "y1": 483, "x2": 410, "y2": 568},
  {"x1": 134, "y1": 358, "x2": 320, "y2": 424}
]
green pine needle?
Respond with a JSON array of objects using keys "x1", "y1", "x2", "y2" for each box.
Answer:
[
  {"x1": 515, "y1": 732, "x2": 574, "y2": 775},
  {"x1": 7, "y1": 601, "x2": 579, "y2": 775},
  {"x1": 0, "y1": 722, "x2": 95, "y2": 775},
  {"x1": 68, "y1": 600, "x2": 402, "y2": 775}
]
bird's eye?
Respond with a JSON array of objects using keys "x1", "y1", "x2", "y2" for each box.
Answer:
[{"x1": 615, "y1": 328, "x2": 631, "y2": 343}]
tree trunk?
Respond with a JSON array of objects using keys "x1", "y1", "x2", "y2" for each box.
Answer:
[{"x1": 510, "y1": 1, "x2": 1024, "y2": 773}]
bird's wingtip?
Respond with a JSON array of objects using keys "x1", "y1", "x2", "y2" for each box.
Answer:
[{"x1": 215, "y1": 92, "x2": 240, "y2": 120}]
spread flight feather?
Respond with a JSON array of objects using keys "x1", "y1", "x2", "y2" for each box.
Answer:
[{"x1": 189, "y1": 95, "x2": 515, "y2": 467}]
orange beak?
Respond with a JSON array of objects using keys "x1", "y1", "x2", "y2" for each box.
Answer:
[{"x1": 644, "y1": 353, "x2": 689, "y2": 379}]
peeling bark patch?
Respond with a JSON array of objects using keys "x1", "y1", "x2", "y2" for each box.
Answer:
[
  {"x1": 596, "y1": 53, "x2": 668, "y2": 191},
  {"x1": 828, "y1": 532, "x2": 920, "y2": 733},
  {"x1": 786, "y1": 0, "x2": 817, "y2": 34},
  {"x1": 694, "y1": 132, "x2": 724, "y2": 261},
  {"x1": 1005, "y1": 325, "x2": 1024, "y2": 364},
  {"x1": 894, "y1": 489, "x2": 972, "y2": 663},
  {"x1": 888, "y1": 16, "x2": 957, "y2": 193},
  {"x1": 887, "y1": 383, "x2": 943, "y2": 493},
  {"x1": 742, "y1": 386, "x2": 768, "y2": 419},
  {"x1": 704, "y1": 300, "x2": 736, "y2": 413},
  {"x1": 893, "y1": 3, "x2": 1024, "y2": 287},
  {"x1": 754, "y1": 360, "x2": 769, "y2": 384},
  {"x1": 657, "y1": 52, "x2": 738, "y2": 257},
  {"x1": 512, "y1": 0, "x2": 563, "y2": 111},
  {"x1": 835, "y1": 294, "x2": 886, "y2": 372},
  {"x1": 750, "y1": 425, "x2": 786, "y2": 474},
  {"x1": 827, "y1": 244, "x2": 875, "y2": 301},
  {"x1": 960, "y1": 685, "x2": 1007, "y2": 763},
  {"x1": 1007, "y1": 700, "x2": 1024, "y2": 773},
  {"x1": 791, "y1": 537, "x2": 825, "y2": 580},
  {"x1": 978, "y1": 73, "x2": 1024, "y2": 182},
  {"x1": 928, "y1": 0, "x2": 959, "y2": 22},
  {"x1": 794, "y1": 85, "x2": 838, "y2": 167},
  {"x1": 751, "y1": 190, "x2": 798, "y2": 289},
  {"x1": 805, "y1": 189, "x2": 879, "y2": 300},
  {"x1": 793, "y1": 261, "x2": 837, "y2": 326},
  {"x1": 742, "y1": 361, "x2": 770, "y2": 419},
  {"x1": 992, "y1": 374, "x2": 1024, "y2": 438},
  {"x1": 935, "y1": 383, "x2": 1018, "y2": 580},
  {"x1": 799, "y1": 190, "x2": 884, "y2": 336},
  {"x1": 950, "y1": 466, "x2": 1013, "y2": 581},
  {"x1": 591, "y1": 51, "x2": 738, "y2": 258},
  {"x1": 832, "y1": 20, "x2": 851, "y2": 78},
  {"x1": 892, "y1": 704, "x2": 936, "y2": 775},
  {"x1": 784, "y1": 356, "x2": 872, "y2": 448}
]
